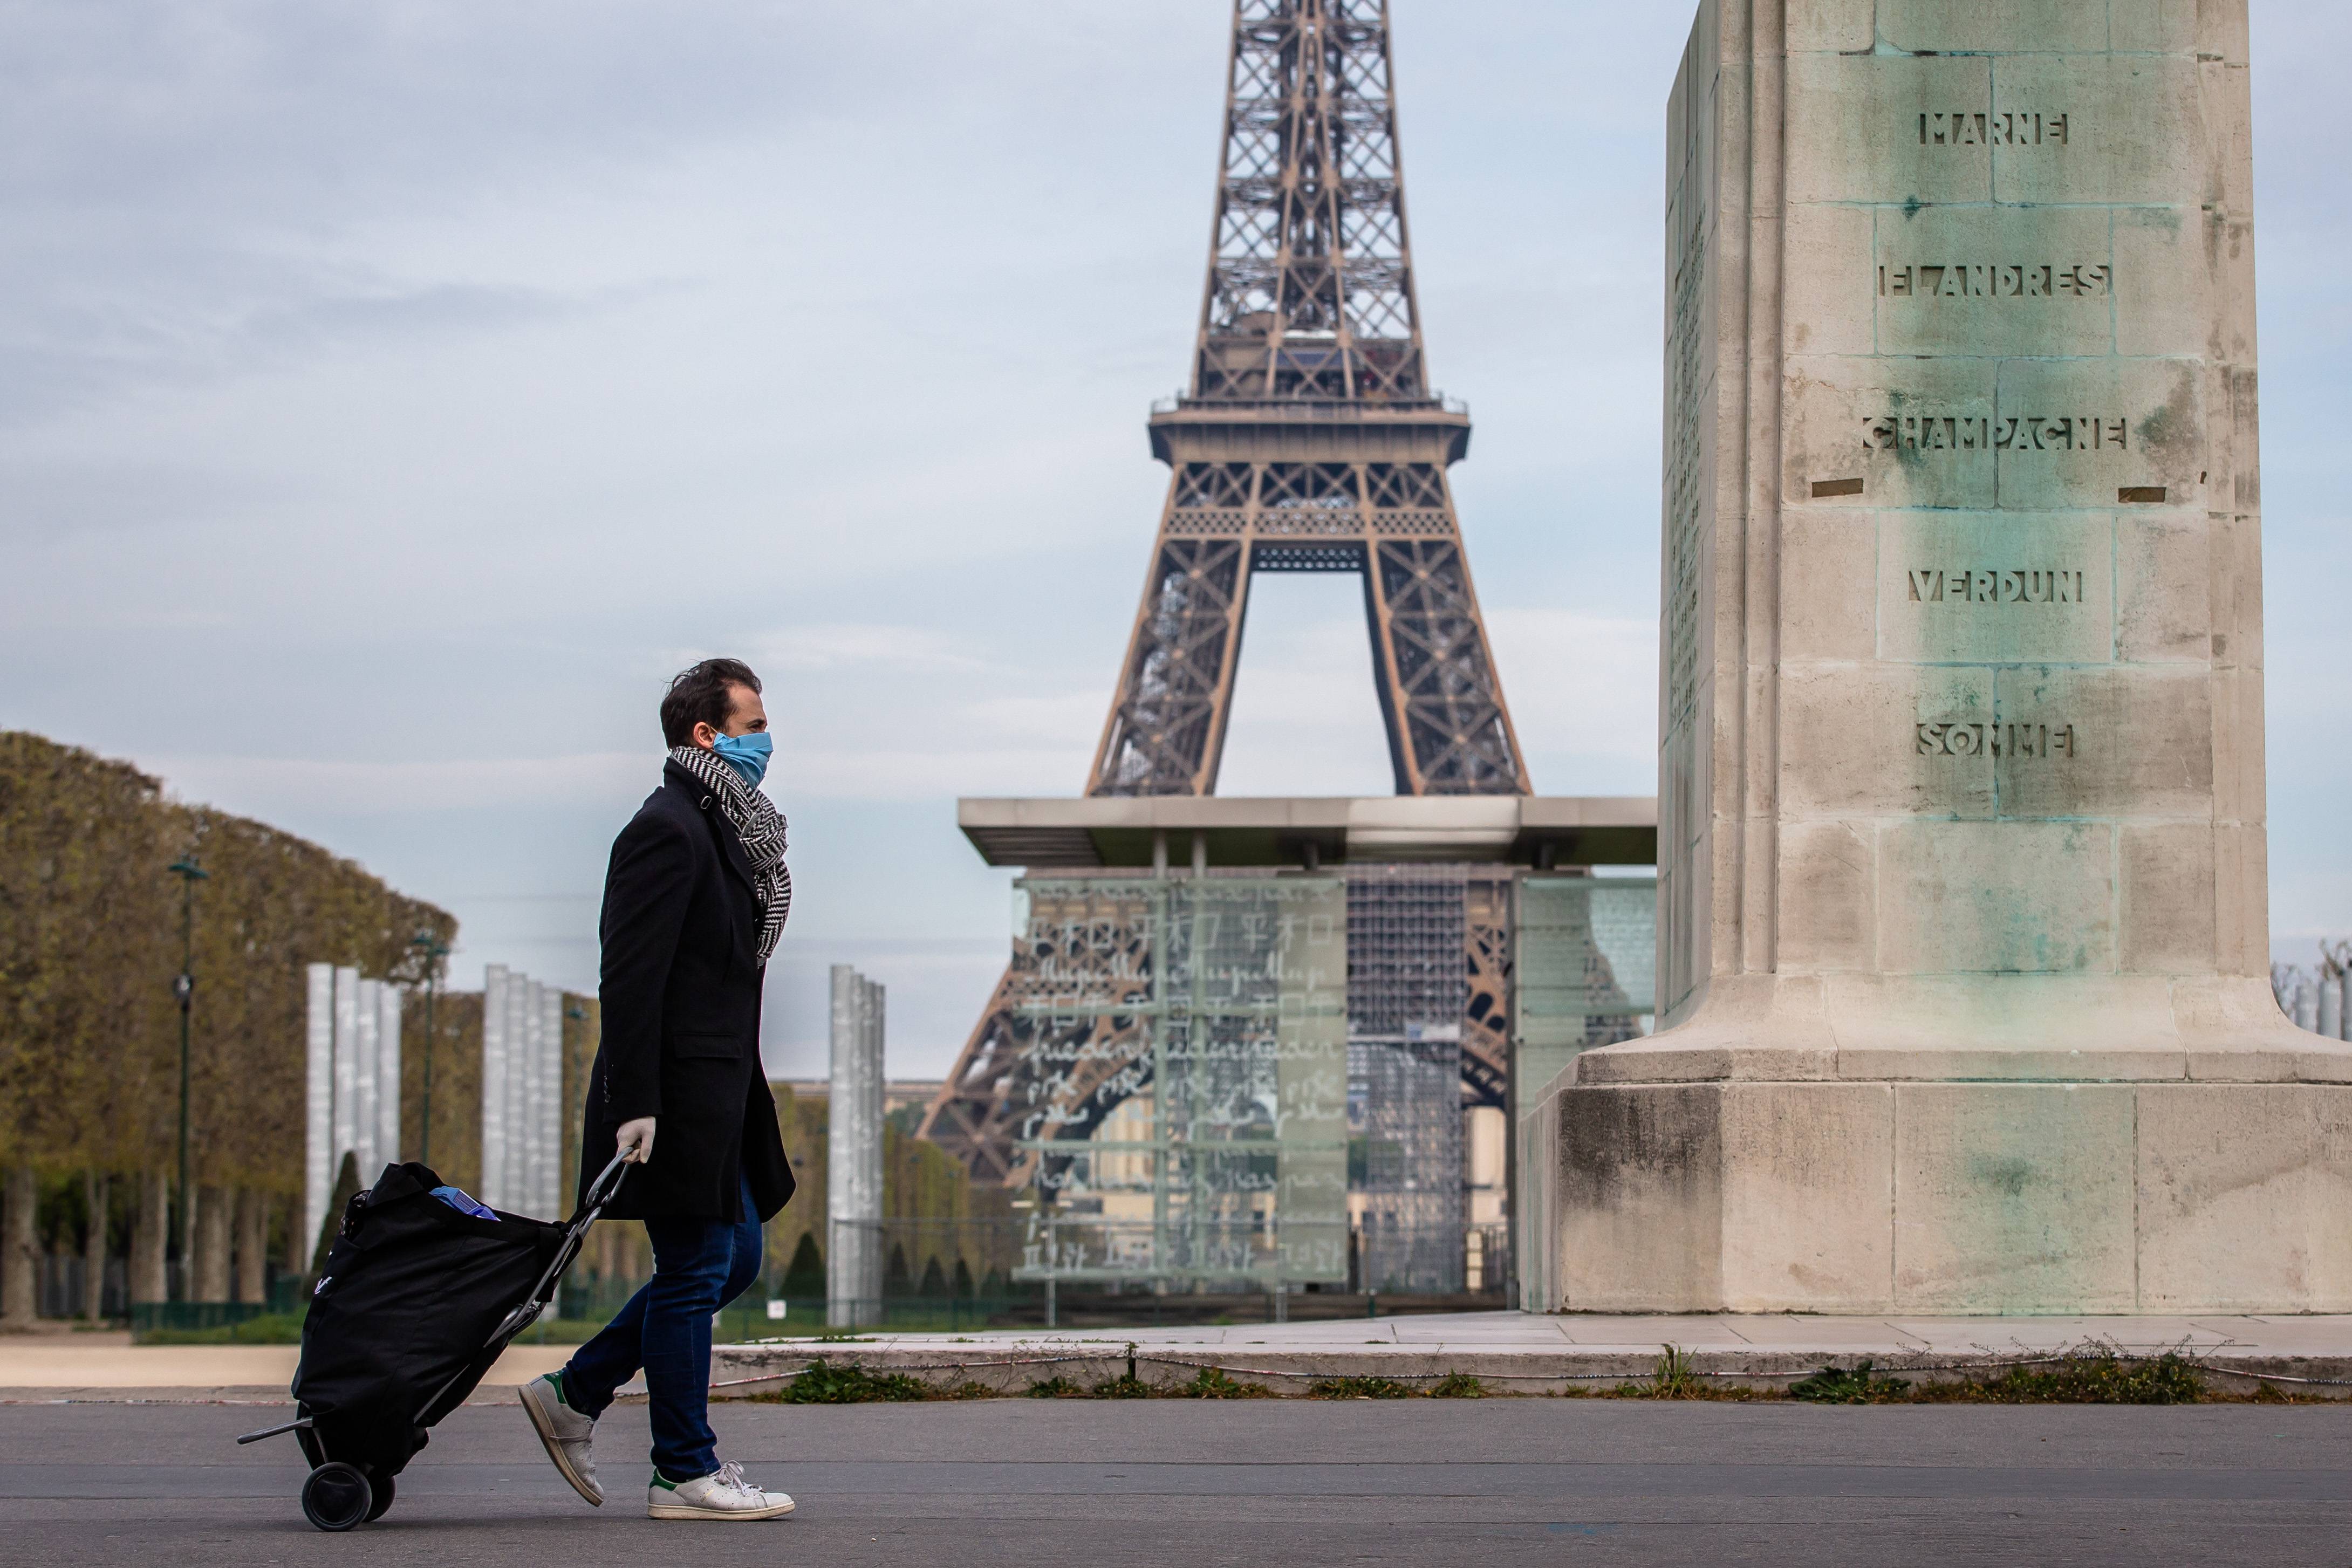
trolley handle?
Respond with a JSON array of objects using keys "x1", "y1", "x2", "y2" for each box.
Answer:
[{"x1": 574, "y1": 1148, "x2": 633, "y2": 1228}]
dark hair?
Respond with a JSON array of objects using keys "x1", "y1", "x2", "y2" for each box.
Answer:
[{"x1": 660, "y1": 658, "x2": 762, "y2": 748}]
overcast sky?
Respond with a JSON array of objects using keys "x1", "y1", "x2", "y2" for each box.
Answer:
[{"x1": 5, "y1": 2, "x2": 2347, "y2": 1080}]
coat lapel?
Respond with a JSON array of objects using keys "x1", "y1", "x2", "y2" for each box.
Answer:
[{"x1": 664, "y1": 761, "x2": 762, "y2": 920}]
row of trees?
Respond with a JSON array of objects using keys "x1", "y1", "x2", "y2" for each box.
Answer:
[{"x1": 0, "y1": 731, "x2": 459, "y2": 1316}]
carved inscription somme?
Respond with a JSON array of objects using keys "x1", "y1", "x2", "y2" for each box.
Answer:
[
  {"x1": 1907, "y1": 569, "x2": 2086, "y2": 606},
  {"x1": 1916, "y1": 722, "x2": 2077, "y2": 760}
]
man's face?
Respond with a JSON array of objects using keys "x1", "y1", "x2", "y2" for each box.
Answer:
[{"x1": 693, "y1": 683, "x2": 770, "y2": 749}]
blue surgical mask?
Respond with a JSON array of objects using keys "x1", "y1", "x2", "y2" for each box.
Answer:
[{"x1": 711, "y1": 731, "x2": 772, "y2": 788}]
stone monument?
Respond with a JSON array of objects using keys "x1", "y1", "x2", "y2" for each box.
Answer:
[{"x1": 1535, "y1": 0, "x2": 2349, "y2": 1313}]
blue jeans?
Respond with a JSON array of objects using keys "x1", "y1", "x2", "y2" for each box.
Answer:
[{"x1": 563, "y1": 1174, "x2": 763, "y2": 1482}]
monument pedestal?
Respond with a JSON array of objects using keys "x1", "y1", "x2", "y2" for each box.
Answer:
[{"x1": 1536, "y1": 0, "x2": 2352, "y2": 1313}]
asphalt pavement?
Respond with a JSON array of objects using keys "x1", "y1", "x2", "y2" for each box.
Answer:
[{"x1": 3, "y1": 1396, "x2": 2348, "y2": 1565}]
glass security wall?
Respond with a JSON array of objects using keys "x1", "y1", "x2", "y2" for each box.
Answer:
[{"x1": 1008, "y1": 874, "x2": 1350, "y2": 1292}]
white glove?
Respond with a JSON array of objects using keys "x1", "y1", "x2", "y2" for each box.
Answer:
[{"x1": 617, "y1": 1117, "x2": 657, "y2": 1166}]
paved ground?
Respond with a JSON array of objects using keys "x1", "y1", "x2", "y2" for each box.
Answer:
[
  {"x1": 19, "y1": 1312, "x2": 2352, "y2": 1401},
  {"x1": 3, "y1": 1397, "x2": 2349, "y2": 1565}
]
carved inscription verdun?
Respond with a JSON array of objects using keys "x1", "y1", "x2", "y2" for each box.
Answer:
[{"x1": 1906, "y1": 569, "x2": 2087, "y2": 606}]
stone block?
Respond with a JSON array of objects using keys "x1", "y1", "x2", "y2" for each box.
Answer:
[
  {"x1": 1557, "y1": 1084, "x2": 1723, "y2": 1312},
  {"x1": 1781, "y1": 663, "x2": 1994, "y2": 819},
  {"x1": 1828, "y1": 974, "x2": 2185, "y2": 1080},
  {"x1": 1776, "y1": 819, "x2": 1876, "y2": 973},
  {"x1": 1991, "y1": 54, "x2": 2205, "y2": 206},
  {"x1": 1871, "y1": 205, "x2": 2116, "y2": 360},
  {"x1": 1892, "y1": 1084, "x2": 2137, "y2": 1313},
  {"x1": 1783, "y1": 202, "x2": 1875, "y2": 359},
  {"x1": 1786, "y1": 0, "x2": 1874, "y2": 54},
  {"x1": 2113, "y1": 204, "x2": 2209, "y2": 359},
  {"x1": 2135, "y1": 1085, "x2": 2352, "y2": 1312},
  {"x1": 2111, "y1": 0, "x2": 2199, "y2": 54},
  {"x1": 1992, "y1": 663, "x2": 2213, "y2": 819},
  {"x1": 2121, "y1": 823, "x2": 2217, "y2": 975},
  {"x1": 1877, "y1": 511, "x2": 2114, "y2": 665},
  {"x1": 1719, "y1": 1084, "x2": 1894, "y2": 1311},
  {"x1": 1879, "y1": 0, "x2": 2108, "y2": 54},
  {"x1": 1784, "y1": 355, "x2": 1998, "y2": 511},
  {"x1": 1876, "y1": 820, "x2": 2114, "y2": 974},
  {"x1": 2115, "y1": 511, "x2": 2210, "y2": 662},
  {"x1": 1993, "y1": 356, "x2": 2205, "y2": 511},
  {"x1": 1784, "y1": 53, "x2": 1993, "y2": 206},
  {"x1": 1780, "y1": 508, "x2": 1876, "y2": 661}
]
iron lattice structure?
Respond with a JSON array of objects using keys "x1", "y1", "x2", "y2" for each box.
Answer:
[
  {"x1": 920, "y1": 0, "x2": 1528, "y2": 1187},
  {"x1": 1088, "y1": 0, "x2": 1527, "y2": 798}
]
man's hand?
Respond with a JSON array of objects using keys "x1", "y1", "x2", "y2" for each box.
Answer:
[{"x1": 617, "y1": 1117, "x2": 657, "y2": 1166}]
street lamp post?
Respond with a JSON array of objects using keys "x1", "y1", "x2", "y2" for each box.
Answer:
[
  {"x1": 167, "y1": 855, "x2": 208, "y2": 1302},
  {"x1": 409, "y1": 932, "x2": 450, "y2": 1168}
]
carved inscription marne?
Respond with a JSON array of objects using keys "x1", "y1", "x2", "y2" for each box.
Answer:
[
  {"x1": 1880, "y1": 264, "x2": 2110, "y2": 299},
  {"x1": 1918, "y1": 112, "x2": 2070, "y2": 146},
  {"x1": 1863, "y1": 414, "x2": 2129, "y2": 452},
  {"x1": 1916, "y1": 722, "x2": 2077, "y2": 759},
  {"x1": 1906, "y1": 569, "x2": 2086, "y2": 605}
]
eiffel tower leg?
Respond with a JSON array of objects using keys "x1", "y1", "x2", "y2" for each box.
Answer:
[
  {"x1": 1088, "y1": 533, "x2": 1254, "y2": 797},
  {"x1": 1363, "y1": 536, "x2": 1529, "y2": 795}
]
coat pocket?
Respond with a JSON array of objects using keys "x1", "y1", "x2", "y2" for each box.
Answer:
[{"x1": 671, "y1": 1031, "x2": 742, "y2": 1060}]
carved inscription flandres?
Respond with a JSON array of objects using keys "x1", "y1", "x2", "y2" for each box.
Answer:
[
  {"x1": 1880, "y1": 264, "x2": 2111, "y2": 299},
  {"x1": 1919, "y1": 112, "x2": 2070, "y2": 147},
  {"x1": 1906, "y1": 569, "x2": 2086, "y2": 606},
  {"x1": 1864, "y1": 414, "x2": 2129, "y2": 453},
  {"x1": 1916, "y1": 722, "x2": 2077, "y2": 759}
]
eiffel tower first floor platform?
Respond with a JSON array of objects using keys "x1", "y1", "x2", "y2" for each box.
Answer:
[{"x1": 915, "y1": 795, "x2": 1659, "y2": 1303}]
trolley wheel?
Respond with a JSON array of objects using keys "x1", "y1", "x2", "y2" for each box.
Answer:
[
  {"x1": 364, "y1": 1470, "x2": 395, "y2": 1522},
  {"x1": 301, "y1": 1462, "x2": 373, "y2": 1532}
]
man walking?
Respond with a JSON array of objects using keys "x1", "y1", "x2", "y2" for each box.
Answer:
[{"x1": 519, "y1": 658, "x2": 798, "y2": 1521}]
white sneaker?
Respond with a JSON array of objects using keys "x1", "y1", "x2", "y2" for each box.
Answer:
[
  {"x1": 519, "y1": 1372, "x2": 603, "y2": 1505},
  {"x1": 646, "y1": 1461, "x2": 796, "y2": 1521}
]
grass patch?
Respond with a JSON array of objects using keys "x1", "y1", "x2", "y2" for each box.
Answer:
[
  {"x1": 1090, "y1": 1373, "x2": 1154, "y2": 1399},
  {"x1": 1920, "y1": 1351, "x2": 2205, "y2": 1405},
  {"x1": 135, "y1": 1312, "x2": 306, "y2": 1346},
  {"x1": 1024, "y1": 1376, "x2": 1086, "y2": 1399},
  {"x1": 1310, "y1": 1375, "x2": 1414, "y2": 1399},
  {"x1": 1428, "y1": 1372, "x2": 1488, "y2": 1399},
  {"x1": 1790, "y1": 1348, "x2": 2206, "y2": 1405},
  {"x1": 1789, "y1": 1361, "x2": 1912, "y2": 1405},
  {"x1": 761, "y1": 1360, "x2": 938, "y2": 1404}
]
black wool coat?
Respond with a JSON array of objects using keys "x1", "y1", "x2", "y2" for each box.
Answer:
[{"x1": 576, "y1": 759, "x2": 796, "y2": 1223}]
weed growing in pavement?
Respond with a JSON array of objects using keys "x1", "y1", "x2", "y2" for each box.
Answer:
[
  {"x1": 1090, "y1": 1373, "x2": 1155, "y2": 1399},
  {"x1": 761, "y1": 1361, "x2": 942, "y2": 1403},
  {"x1": 1611, "y1": 1344, "x2": 1704, "y2": 1400},
  {"x1": 1427, "y1": 1373, "x2": 1488, "y2": 1398},
  {"x1": 1171, "y1": 1367, "x2": 1273, "y2": 1399},
  {"x1": 1789, "y1": 1361, "x2": 1913, "y2": 1404},
  {"x1": 1309, "y1": 1375, "x2": 1415, "y2": 1399}
]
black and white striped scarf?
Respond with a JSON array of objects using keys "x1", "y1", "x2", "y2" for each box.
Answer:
[{"x1": 667, "y1": 744, "x2": 792, "y2": 963}]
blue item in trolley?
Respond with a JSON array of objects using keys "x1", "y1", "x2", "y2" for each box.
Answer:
[{"x1": 429, "y1": 1186, "x2": 496, "y2": 1220}]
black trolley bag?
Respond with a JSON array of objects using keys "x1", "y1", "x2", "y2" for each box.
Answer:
[{"x1": 239, "y1": 1151, "x2": 631, "y2": 1531}]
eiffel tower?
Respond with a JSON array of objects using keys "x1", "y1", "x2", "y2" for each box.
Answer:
[
  {"x1": 1092, "y1": 0, "x2": 1524, "y2": 796},
  {"x1": 921, "y1": 0, "x2": 1527, "y2": 1183}
]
